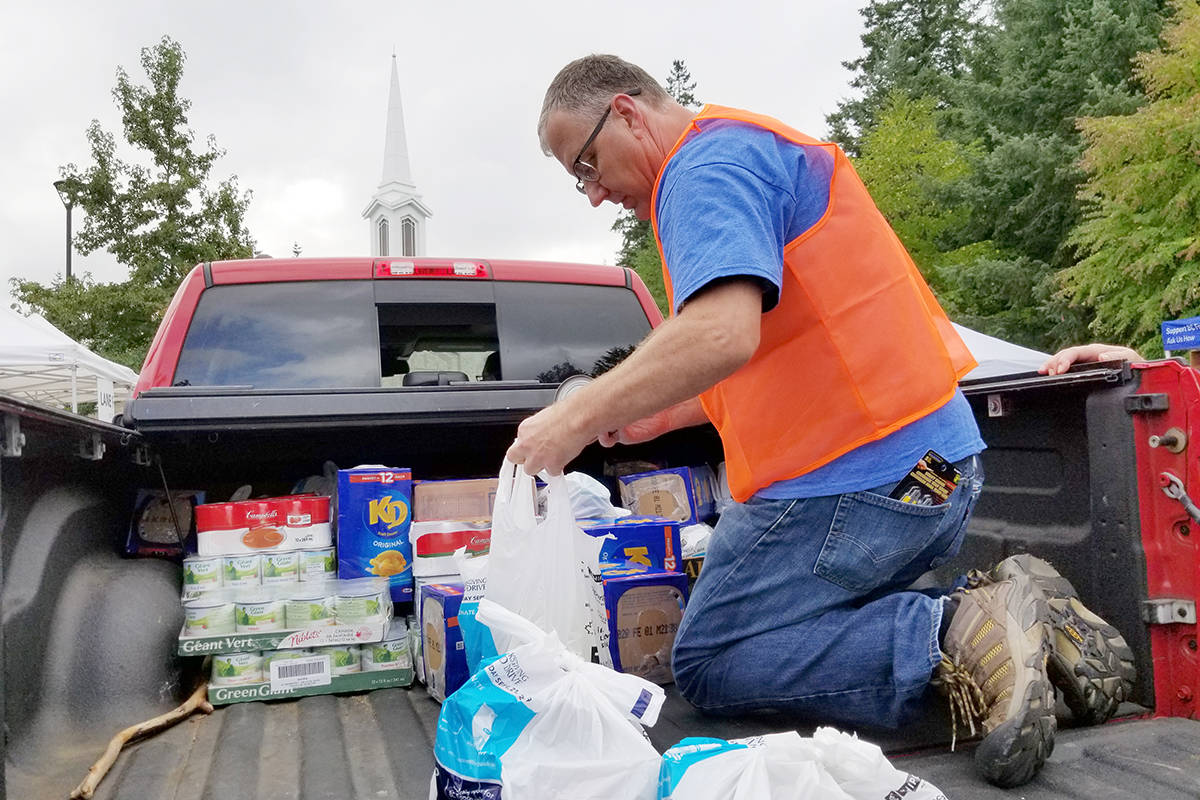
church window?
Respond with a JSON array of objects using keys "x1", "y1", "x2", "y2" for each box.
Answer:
[
  {"x1": 378, "y1": 218, "x2": 390, "y2": 256},
  {"x1": 401, "y1": 217, "x2": 416, "y2": 257}
]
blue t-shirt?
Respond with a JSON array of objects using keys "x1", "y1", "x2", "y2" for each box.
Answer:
[{"x1": 655, "y1": 119, "x2": 985, "y2": 499}]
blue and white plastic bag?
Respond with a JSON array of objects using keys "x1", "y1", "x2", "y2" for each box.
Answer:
[
  {"x1": 431, "y1": 600, "x2": 665, "y2": 800},
  {"x1": 658, "y1": 729, "x2": 947, "y2": 800}
]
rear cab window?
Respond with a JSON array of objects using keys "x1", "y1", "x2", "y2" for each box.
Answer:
[{"x1": 172, "y1": 279, "x2": 651, "y2": 389}]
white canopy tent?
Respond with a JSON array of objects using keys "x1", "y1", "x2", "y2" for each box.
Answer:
[
  {"x1": 954, "y1": 322, "x2": 1049, "y2": 381},
  {"x1": 0, "y1": 306, "x2": 138, "y2": 421}
]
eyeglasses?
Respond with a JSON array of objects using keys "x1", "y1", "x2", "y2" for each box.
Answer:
[{"x1": 572, "y1": 88, "x2": 641, "y2": 193}]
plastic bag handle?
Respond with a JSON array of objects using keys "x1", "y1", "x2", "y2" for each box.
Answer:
[{"x1": 494, "y1": 457, "x2": 536, "y2": 528}]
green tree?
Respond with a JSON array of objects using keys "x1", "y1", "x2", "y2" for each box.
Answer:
[
  {"x1": 827, "y1": 0, "x2": 984, "y2": 155},
  {"x1": 612, "y1": 59, "x2": 701, "y2": 316},
  {"x1": 956, "y1": 0, "x2": 1166, "y2": 269},
  {"x1": 853, "y1": 93, "x2": 992, "y2": 287},
  {"x1": 12, "y1": 36, "x2": 254, "y2": 370},
  {"x1": 1060, "y1": 0, "x2": 1200, "y2": 355}
]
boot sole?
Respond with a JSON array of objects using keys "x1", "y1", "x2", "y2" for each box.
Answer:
[
  {"x1": 974, "y1": 574, "x2": 1057, "y2": 788},
  {"x1": 994, "y1": 555, "x2": 1136, "y2": 725}
]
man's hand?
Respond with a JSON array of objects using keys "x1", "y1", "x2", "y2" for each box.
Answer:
[
  {"x1": 598, "y1": 409, "x2": 672, "y2": 447},
  {"x1": 1039, "y1": 343, "x2": 1142, "y2": 375},
  {"x1": 505, "y1": 402, "x2": 595, "y2": 476}
]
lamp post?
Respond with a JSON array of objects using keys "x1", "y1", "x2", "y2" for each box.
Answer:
[{"x1": 52, "y1": 178, "x2": 81, "y2": 281}]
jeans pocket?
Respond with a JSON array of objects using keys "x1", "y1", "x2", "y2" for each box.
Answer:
[{"x1": 814, "y1": 490, "x2": 953, "y2": 594}]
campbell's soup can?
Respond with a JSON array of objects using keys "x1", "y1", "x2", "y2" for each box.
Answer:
[
  {"x1": 183, "y1": 599, "x2": 235, "y2": 636},
  {"x1": 223, "y1": 555, "x2": 261, "y2": 588},
  {"x1": 315, "y1": 644, "x2": 362, "y2": 675},
  {"x1": 195, "y1": 495, "x2": 332, "y2": 556},
  {"x1": 235, "y1": 597, "x2": 285, "y2": 632},
  {"x1": 299, "y1": 547, "x2": 337, "y2": 581},
  {"x1": 182, "y1": 556, "x2": 223, "y2": 596},
  {"x1": 211, "y1": 652, "x2": 263, "y2": 686},
  {"x1": 285, "y1": 592, "x2": 336, "y2": 629},
  {"x1": 262, "y1": 551, "x2": 300, "y2": 585}
]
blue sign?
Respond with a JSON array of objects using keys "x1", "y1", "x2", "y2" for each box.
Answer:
[{"x1": 1161, "y1": 317, "x2": 1200, "y2": 351}]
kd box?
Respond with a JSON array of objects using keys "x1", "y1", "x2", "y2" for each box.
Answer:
[
  {"x1": 337, "y1": 467, "x2": 414, "y2": 604},
  {"x1": 580, "y1": 515, "x2": 683, "y2": 571},
  {"x1": 420, "y1": 582, "x2": 468, "y2": 703},
  {"x1": 601, "y1": 566, "x2": 689, "y2": 685}
]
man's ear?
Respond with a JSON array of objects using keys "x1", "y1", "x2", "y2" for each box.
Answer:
[{"x1": 612, "y1": 93, "x2": 648, "y2": 137}]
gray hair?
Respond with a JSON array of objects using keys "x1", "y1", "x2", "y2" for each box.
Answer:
[{"x1": 537, "y1": 54, "x2": 672, "y2": 155}]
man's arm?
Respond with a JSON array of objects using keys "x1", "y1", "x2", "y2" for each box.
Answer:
[{"x1": 505, "y1": 279, "x2": 762, "y2": 475}]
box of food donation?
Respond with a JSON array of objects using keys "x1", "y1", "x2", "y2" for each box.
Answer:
[
  {"x1": 580, "y1": 516, "x2": 683, "y2": 571},
  {"x1": 125, "y1": 489, "x2": 206, "y2": 558},
  {"x1": 408, "y1": 520, "x2": 490, "y2": 578},
  {"x1": 421, "y1": 582, "x2": 469, "y2": 702},
  {"x1": 599, "y1": 565, "x2": 689, "y2": 685},
  {"x1": 207, "y1": 621, "x2": 414, "y2": 706},
  {"x1": 616, "y1": 466, "x2": 715, "y2": 526},
  {"x1": 337, "y1": 467, "x2": 413, "y2": 604},
  {"x1": 195, "y1": 495, "x2": 331, "y2": 556},
  {"x1": 177, "y1": 577, "x2": 393, "y2": 656},
  {"x1": 413, "y1": 575, "x2": 461, "y2": 684},
  {"x1": 412, "y1": 478, "x2": 499, "y2": 522}
]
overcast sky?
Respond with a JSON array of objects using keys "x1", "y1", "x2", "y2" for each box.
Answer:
[{"x1": 2, "y1": 2, "x2": 867, "y2": 297}]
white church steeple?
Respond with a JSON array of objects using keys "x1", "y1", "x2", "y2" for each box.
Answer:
[{"x1": 363, "y1": 55, "x2": 432, "y2": 257}]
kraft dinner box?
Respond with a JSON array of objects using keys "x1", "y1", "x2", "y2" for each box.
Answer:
[
  {"x1": 337, "y1": 466, "x2": 413, "y2": 604},
  {"x1": 599, "y1": 565, "x2": 689, "y2": 685},
  {"x1": 617, "y1": 466, "x2": 715, "y2": 526},
  {"x1": 580, "y1": 516, "x2": 682, "y2": 571},
  {"x1": 420, "y1": 582, "x2": 469, "y2": 702}
]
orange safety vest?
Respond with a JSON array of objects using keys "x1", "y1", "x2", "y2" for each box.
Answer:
[{"x1": 652, "y1": 105, "x2": 976, "y2": 502}]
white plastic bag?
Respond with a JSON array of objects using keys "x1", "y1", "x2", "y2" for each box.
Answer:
[
  {"x1": 659, "y1": 732, "x2": 853, "y2": 800},
  {"x1": 539, "y1": 471, "x2": 631, "y2": 520},
  {"x1": 465, "y1": 459, "x2": 604, "y2": 667},
  {"x1": 810, "y1": 727, "x2": 949, "y2": 800},
  {"x1": 431, "y1": 600, "x2": 665, "y2": 800},
  {"x1": 658, "y1": 729, "x2": 948, "y2": 800}
]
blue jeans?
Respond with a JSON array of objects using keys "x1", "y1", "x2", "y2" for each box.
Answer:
[{"x1": 672, "y1": 455, "x2": 983, "y2": 728}]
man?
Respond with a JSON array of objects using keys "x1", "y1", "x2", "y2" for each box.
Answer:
[{"x1": 508, "y1": 54, "x2": 1130, "y2": 787}]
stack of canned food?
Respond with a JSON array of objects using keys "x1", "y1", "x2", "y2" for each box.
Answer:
[
  {"x1": 183, "y1": 547, "x2": 337, "y2": 600},
  {"x1": 182, "y1": 577, "x2": 390, "y2": 637},
  {"x1": 209, "y1": 622, "x2": 413, "y2": 687}
]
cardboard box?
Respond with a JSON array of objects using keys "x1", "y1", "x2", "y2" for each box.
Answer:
[
  {"x1": 413, "y1": 478, "x2": 498, "y2": 522},
  {"x1": 409, "y1": 520, "x2": 490, "y2": 578},
  {"x1": 617, "y1": 467, "x2": 715, "y2": 525},
  {"x1": 580, "y1": 516, "x2": 682, "y2": 571},
  {"x1": 195, "y1": 495, "x2": 331, "y2": 557},
  {"x1": 126, "y1": 489, "x2": 204, "y2": 557},
  {"x1": 421, "y1": 582, "x2": 469, "y2": 702},
  {"x1": 337, "y1": 467, "x2": 414, "y2": 604},
  {"x1": 208, "y1": 664, "x2": 413, "y2": 706},
  {"x1": 599, "y1": 565, "x2": 689, "y2": 685}
]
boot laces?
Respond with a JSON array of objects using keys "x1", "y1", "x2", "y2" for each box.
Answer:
[{"x1": 931, "y1": 654, "x2": 989, "y2": 750}]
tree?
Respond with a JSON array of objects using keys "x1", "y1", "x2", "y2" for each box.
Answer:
[
  {"x1": 955, "y1": 0, "x2": 1166, "y2": 272},
  {"x1": 11, "y1": 36, "x2": 254, "y2": 369},
  {"x1": 827, "y1": 0, "x2": 984, "y2": 155},
  {"x1": 612, "y1": 59, "x2": 701, "y2": 315},
  {"x1": 1060, "y1": 0, "x2": 1200, "y2": 355}
]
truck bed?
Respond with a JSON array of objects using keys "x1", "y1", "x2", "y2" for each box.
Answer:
[
  {"x1": 13, "y1": 682, "x2": 1198, "y2": 800},
  {"x1": 5, "y1": 362, "x2": 1199, "y2": 798}
]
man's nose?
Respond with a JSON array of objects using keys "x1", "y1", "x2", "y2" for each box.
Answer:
[{"x1": 585, "y1": 181, "x2": 608, "y2": 207}]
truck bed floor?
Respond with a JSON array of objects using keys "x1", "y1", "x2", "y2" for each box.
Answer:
[{"x1": 12, "y1": 685, "x2": 1199, "y2": 799}]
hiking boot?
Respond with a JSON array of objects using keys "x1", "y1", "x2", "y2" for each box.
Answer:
[
  {"x1": 934, "y1": 574, "x2": 1056, "y2": 788},
  {"x1": 973, "y1": 554, "x2": 1137, "y2": 725}
]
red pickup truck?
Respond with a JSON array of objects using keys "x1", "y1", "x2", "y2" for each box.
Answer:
[{"x1": 2, "y1": 256, "x2": 1198, "y2": 799}]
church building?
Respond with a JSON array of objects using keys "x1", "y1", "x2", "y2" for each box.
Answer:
[{"x1": 362, "y1": 56, "x2": 432, "y2": 257}]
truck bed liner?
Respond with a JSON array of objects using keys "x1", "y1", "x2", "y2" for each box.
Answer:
[{"x1": 20, "y1": 684, "x2": 1198, "y2": 800}]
